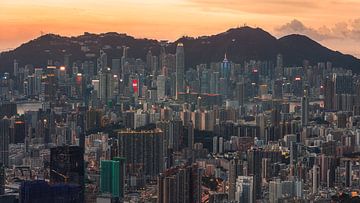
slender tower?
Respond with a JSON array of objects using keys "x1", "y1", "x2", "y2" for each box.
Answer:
[
  {"x1": 301, "y1": 89, "x2": 309, "y2": 126},
  {"x1": 175, "y1": 43, "x2": 185, "y2": 99}
]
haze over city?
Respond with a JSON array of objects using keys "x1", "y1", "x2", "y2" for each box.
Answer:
[{"x1": 1, "y1": 0, "x2": 360, "y2": 56}]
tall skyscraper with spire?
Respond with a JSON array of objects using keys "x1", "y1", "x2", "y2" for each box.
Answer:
[
  {"x1": 175, "y1": 43, "x2": 185, "y2": 99},
  {"x1": 220, "y1": 53, "x2": 230, "y2": 80},
  {"x1": 220, "y1": 53, "x2": 230, "y2": 98}
]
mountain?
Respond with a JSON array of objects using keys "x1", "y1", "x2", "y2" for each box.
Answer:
[{"x1": 1, "y1": 27, "x2": 360, "y2": 73}]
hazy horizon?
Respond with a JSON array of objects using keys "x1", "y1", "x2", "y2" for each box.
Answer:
[{"x1": 1, "y1": 0, "x2": 360, "y2": 57}]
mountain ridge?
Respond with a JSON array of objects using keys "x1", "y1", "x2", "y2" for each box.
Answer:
[{"x1": 1, "y1": 26, "x2": 359, "y2": 73}]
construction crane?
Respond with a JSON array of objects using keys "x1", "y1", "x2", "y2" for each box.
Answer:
[{"x1": 51, "y1": 169, "x2": 69, "y2": 183}]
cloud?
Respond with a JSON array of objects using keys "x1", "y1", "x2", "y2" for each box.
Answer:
[
  {"x1": 187, "y1": 0, "x2": 318, "y2": 15},
  {"x1": 275, "y1": 19, "x2": 360, "y2": 41},
  {"x1": 275, "y1": 19, "x2": 333, "y2": 40}
]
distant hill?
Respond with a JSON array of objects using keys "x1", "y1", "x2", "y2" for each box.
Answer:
[{"x1": 1, "y1": 26, "x2": 359, "y2": 73}]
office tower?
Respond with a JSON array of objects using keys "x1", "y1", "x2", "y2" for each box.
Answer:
[
  {"x1": 82, "y1": 61, "x2": 95, "y2": 78},
  {"x1": 273, "y1": 79, "x2": 283, "y2": 99},
  {"x1": 50, "y1": 146, "x2": 84, "y2": 202},
  {"x1": 247, "y1": 148, "x2": 262, "y2": 199},
  {"x1": 292, "y1": 76, "x2": 303, "y2": 97},
  {"x1": 99, "y1": 67, "x2": 114, "y2": 103},
  {"x1": 33, "y1": 68, "x2": 43, "y2": 95},
  {"x1": 186, "y1": 121, "x2": 194, "y2": 150},
  {"x1": 13, "y1": 59, "x2": 19, "y2": 77},
  {"x1": 97, "y1": 49, "x2": 108, "y2": 72},
  {"x1": 345, "y1": 160, "x2": 352, "y2": 187},
  {"x1": 112, "y1": 58, "x2": 121, "y2": 76},
  {"x1": 0, "y1": 163, "x2": 4, "y2": 195},
  {"x1": 209, "y1": 71, "x2": 220, "y2": 94},
  {"x1": 220, "y1": 54, "x2": 230, "y2": 80},
  {"x1": 157, "y1": 163, "x2": 202, "y2": 203},
  {"x1": 228, "y1": 158, "x2": 243, "y2": 201},
  {"x1": 219, "y1": 78, "x2": 227, "y2": 98},
  {"x1": 42, "y1": 70, "x2": 58, "y2": 101},
  {"x1": 175, "y1": 43, "x2": 185, "y2": 99},
  {"x1": 235, "y1": 79, "x2": 245, "y2": 106},
  {"x1": 0, "y1": 117, "x2": 10, "y2": 167},
  {"x1": 152, "y1": 55, "x2": 159, "y2": 75},
  {"x1": 256, "y1": 114, "x2": 266, "y2": 141},
  {"x1": 157, "y1": 75, "x2": 166, "y2": 100},
  {"x1": 120, "y1": 46, "x2": 128, "y2": 79},
  {"x1": 200, "y1": 69, "x2": 210, "y2": 94},
  {"x1": 218, "y1": 137, "x2": 224, "y2": 154},
  {"x1": 235, "y1": 176, "x2": 254, "y2": 203},
  {"x1": 275, "y1": 54, "x2": 283, "y2": 79},
  {"x1": 146, "y1": 50, "x2": 153, "y2": 73},
  {"x1": 301, "y1": 89, "x2": 309, "y2": 127},
  {"x1": 91, "y1": 79, "x2": 100, "y2": 98},
  {"x1": 100, "y1": 157, "x2": 126, "y2": 199},
  {"x1": 213, "y1": 137, "x2": 218, "y2": 154},
  {"x1": 20, "y1": 180, "x2": 81, "y2": 203},
  {"x1": 117, "y1": 129, "x2": 164, "y2": 179}
]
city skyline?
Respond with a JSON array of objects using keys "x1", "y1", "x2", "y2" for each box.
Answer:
[
  {"x1": 1, "y1": 1, "x2": 360, "y2": 202},
  {"x1": 1, "y1": 0, "x2": 360, "y2": 57}
]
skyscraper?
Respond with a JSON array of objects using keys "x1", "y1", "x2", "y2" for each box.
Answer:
[
  {"x1": 157, "y1": 75, "x2": 166, "y2": 100},
  {"x1": 100, "y1": 157, "x2": 126, "y2": 199},
  {"x1": 220, "y1": 54, "x2": 230, "y2": 80},
  {"x1": 235, "y1": 176, "x2": 254, "y2": 203},
  {"x1": 345, "y1": 160, "x2": 352, "y2": 187},
  {"x1": 186, "y1": 121, "x2": 194, "y2": 150},
  {"x1": 97, "y1": 49, "x2": 108, "y2": 72},
  {"x1": 50, "y1": 146, "x2": 84, "y2": 202},
  {"x1": 0, "y1": 117, "x2": 10, "y2": 167},
  {"x1": 175, "y1": 43, "x2": 185, "y2": 99},
  {"x1": 99, "y1": 67, "x2": 114, "y2": 104},
  {"x1": 236, "y1": 79, "x2": 245, "y2": 106},
  {"x1": 157, "y1": 163, "x2": 202, "y2": 203},
  {"x1": 301, "y1": 89, "x2": 309, "y2": 127},
  {"x1": 117, "y1": 129, "x2": 164, "y2": 180},
  {"x1": 228, "y1": 158, "x2": 243, "y2": 201},
  {"x1": 0, "y1": 163, "x2": 4, "y2": 195},
  {"x1": 275, "y1": 54, "x2": 283, "y2": 79},
  {"x1": 146, "y1": 50, "x2": 154, "y2": 74},
  {"x1": 273, "y1": 79, "x2": 283, "y2": 100}
]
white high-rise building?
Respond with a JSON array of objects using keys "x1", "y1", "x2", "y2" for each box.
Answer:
[
  {"x1": 269, "y1": 179, "x2": 303, "y2": 203},
  {"x1": 156, "y1": 75, "x2": 166, "y2": 100},
  {"x1": 235, "y1": 176, "x2": 254, "y2": 203}
]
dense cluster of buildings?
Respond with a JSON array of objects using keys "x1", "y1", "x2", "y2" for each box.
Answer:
[{"x1": 0, "y1": 36, "x2": 360, "y2": 202}]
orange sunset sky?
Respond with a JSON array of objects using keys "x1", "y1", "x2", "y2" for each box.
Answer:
[{"x1": 1, "y1": 0, "x2": 360, "y2": 57}]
